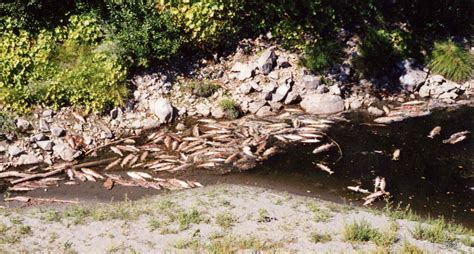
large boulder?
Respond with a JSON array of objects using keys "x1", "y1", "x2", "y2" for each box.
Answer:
[
  {"x1": 149, "y1": 98, "x2": 174, "y2": 123},
  {"x1": 300, "y1": 94, "x2": 345, "y2": 115},
  {"x1": 256, "y1": 47, "x2": 277, "y2": 75},
  {"x1": 300, "y1": 75, "x2": 321, "y2": 90},
  {"x1": 399, "y1": 69, "x2": 428, "y2": 92}
]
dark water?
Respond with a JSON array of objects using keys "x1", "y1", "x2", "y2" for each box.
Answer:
[
  {"x1": 201, "y1": 106, "x2": 473, "y2": 227},
  {"x1": 9, "y1": 107, "x2": 473, "y2": 227}
]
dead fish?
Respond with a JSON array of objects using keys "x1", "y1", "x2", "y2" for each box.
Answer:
[
  {"x1": 443, "y1": 131, "x2": 470, "y2": 144},
  {"x1": 380, "y1": 177, "x2": 386, "y2": 192},
  {"x1": 274, "y1": 135, "x2": 288, "y2": 143},
  {"x1": 127, "y1": 171, "x2": 145, "y2": 181},
  {"x1": 187, "y1": 181, "x2": 203, "y2": 188},
  {"x1": 171, "y1": 141, "x2": 179, "y2": 150},
  {"x1": 347, "y1": 186, "x2": 370, "y2": 194},
  {"x1": 72, "y1": 169, "x2": 87, "y2": 182},
  {"x1": 131, "y1": 163, "x2": 144, "y2": 168},
  {"x1": 173, "y1": 164, "x2": 192, "y2": 172},
  {"x1": 382, "y1": 106, "x2": 390, "y2": 115},
  {"x1": 292, "y1": 119, "x2": 301, "y2": 128},
  {"x1": 262, "y1": 147, "x2": 278, "y2": 157},
  {"x1": 224, "y1": 153, "x2": 240, "y2": 164},
  {"x1": 300, "y1": 139, "x2": 321, "y2": 143},
  {"x1": 374, "y1": 176, "x2": 381, "y2": 192},
  {"x1": 164, "y1": 136, "x2": 172, "y2": 149},
  {"x1": 392, "y1": 149, "x2": 400, "y2": 161},
  {"x1": 139, "y1": 151, "x2": 149, "y2": 162},
  {"x1": 121, "y1": 154, "x2": 135, "y2": 167},
  {"x1": 192, "y1": 125, "x2": 200, "y2": 137},
  {"x1": 152, "y1": 165, "x2": 175, "y2": 172},
  {"x1": 105, "y1": 158, "x2": 121, "y2": 171},
  {"x1": 128, "y1": 155, "x2": 139, "y2": 167},
  {"x1": 168, "y1": 178, "x2": 191, "y2": 189},
  {"x1": 66, "y1": 169, "x2": 75, "y2": 180},
  {"x1": 284, "y1": 108, "x2": 303, "y2": 113},
  {"x1": 427, "y1": 126, "x2": 442, "y2": 138},
  {"x1": 103, "y1": 178, "x2": 114, "y2": 190},
  {"x1": 298, "y1": 133, "x2": 322, "y2": 138},
  {"x1": 283, "y1": 134, "x2": 304, "y2": 141},
  {"x1": 363, "y1": 190, "x2": 386, "y2": 201},
  {"x1": 402, "y1": 100, "x2": 425, "y2": 106},
  {"x1": 81, "y1": 168, "x2": 104, "y2": 180},
  {"x1": 110, "y1": 146, "x2": 124, "y2": 157},
  {"x1": 312, "y1": 143, "x2": 334, "y2": 154},
  {"x1": 242, "y1": 146, "x2": 253, "y2": 157},
  {"x1": 316, "y1": 163, "x2": 334, "y2": 175},
  {"x1": 196, "y1": 162, "x2": 216, "y2": 168},
  {"x1": 122, "y1": 138, "x2": 136, "y2": 144},
  {"x1": 363, "y1": 198, "x2": 376, "y2": 206},
  {"x1": 197, "y1": 119, "x2": 216, "y2": 123},
  {"x1": 116, "y1": 145, "x2": 139, "y2": 153}
]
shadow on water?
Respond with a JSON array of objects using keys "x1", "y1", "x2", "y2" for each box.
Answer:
[{"x1": 198, "y1": 107, "x2": 473, "y2": 227}]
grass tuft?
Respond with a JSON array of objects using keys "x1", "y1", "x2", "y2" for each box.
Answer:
[
  {"x1": 218, "y1": 97, "x2": 239, "y2": 119},
  {"x1": 215, "y1": 212, "x2": 236, "y2": 229},
  {"x1": 309, "y1": 232, "x2": 332, "y2": 243}
]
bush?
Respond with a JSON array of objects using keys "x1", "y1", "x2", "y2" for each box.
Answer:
[
  {"x1": 188, "y1": 80, "x2": 219, "y2": 97},
  {"x1": 353, "y1": 28, "x2": 400, "y2": 78},
  {"x1": 0, "y1": 112, "x2": 17, "y2": 138},
  {"x1": 428, "y1": 40, "x2": 473, "y2": 82},
  {"x1": 105, "y1": 1, "x2": 183, "y2": 67},
  {"x1": 343, "y1": 220, "x2": 381, "y2": 242},
  {"x1": 0, "y1": 14, "x2": 128, "y2": 113},
  {"x1": 218, "y1": 98, "x2": 239, "y2": 119},
  {"x1": 301, "y1": 39, "x2": 343, "y2": 73}
]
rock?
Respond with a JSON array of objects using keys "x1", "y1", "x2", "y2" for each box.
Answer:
[
  {"x1": 438, "y1": 91, "x2": 459, "y2": 100},
  {"x1": 100, "y1": 131, "x2": 114, "y2": 139},
  {"x1": 38, "y1": 119, "x2": 50, "y2": 133},
  {"x1": 272, "y1": 83, "x2": 291, "y2": 102},
  {"x1": 0, "y1": 141, "x2": 7, "y2": 153},
  {"x1": 350, "y1": 99, "x2": 363, "y2": 110},
  {"x1": 17, "y1": 154, "x2": 41, "y2": 165},
  {"x1": 399, "y1": 69, "x2": 428, "y2": 92},
  {"x1": 300, "y1": 94, "x2": 345, "y2": 115},
  {"x1": 268, "y1": 101, "x2": 283, "y2": 111},
  {"x1": 175, "y1": 123, "x2": 186, "y2": 131},
  {"x1": 211, "y1": 107, "x2": 225, "y2": 119},
  {"x1": 248, "y1": 100, "x2": 266, "y2": 114},
  {"x1": 84, "y1": 136, "x2": 93, "y2": 145},
  {"x1": 53, "y1": 142, "x2": 79, "y2": 162},
  {"x1": 301, "y1": 75, "x2": 321, "y2": 90},
  {"x1": 284, "y1": 90, "x2": 301, "y2": 105},
  {"x1": 315, "y1": 85, "x2": 329, "y2": 94},
  {"x1": 430, "y1": 75, "x2": 444, "y2": 84},
  {"x1": 142, "y1": 119, "x2": 161, "y2": 130},
  {"x1": 8, "y1": 145, "x2": 23, "y2": 157},
  {"x1": 42, "y1": 109, "x2": 53, "y2": 118},
  {"x1": 50, "y1": 124, "x2": 66, "y2": 137},
  {"x1": 277, "y1": 56, "x2": 290, "y2": 68},
  {"x1": 15, "y1": 118, "x2": 31, "y2": 132},
  {"x1": 149, "y1": 98, "x2": 174, "y2": 123},
  {"x1": 37, "y1": 140, "x2": 54, "y2": 151},
  {"x1": 30, "y1": 133, "x2": 47, "y2": 142},
  {"x1": 328, "y1": 84, "x2": 341, "y2": 95},
  {"x1": 110, "y1": 107, "x2": 123, "y2": 120},
  {"x1": 418, "y1": 85, "x2": 431, "y2": 98},
  {"x1": 256, "y1": 106, "x2": 275, "y2": 117},
  {"x1": 367, "y1": 106, "x2": 385, "y2": 117},
  {"x1": 440, "y1": 81, "x2": 460, "y2": 93},
  {"x1": 232, "y1": 62, "x2": 255, "y2": 81},
  {"x1": 256, "y1": 48, "x2": 277, "y2": 75},
  {"x1": 268, "y1": 71, "x2": 279, "y2": 80},
  {"x1": 239, "y1": 83, "x2": 254, "y2": 94},
  {"x1": 195, "y1": 103, "x2": 210, "y2": 117}
]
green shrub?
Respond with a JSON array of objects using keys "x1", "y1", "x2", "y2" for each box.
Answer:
[
  {"x1": 106, "y1": 1, "x2": 183, "y2": 67},
  {"x1": 428, "y1": 40, "x2": 473, "y2": 82},
  {"x1": 411, "y1": 218, "x2": 454, "y2": 244},
  {"x1": 218, "y1": 98, "x2": 239, "y2": 119},
  {"x1": 301, "y1": 39, "x2": 343, "y2": 73},
  {"x1": 0, "y1": 112, "x2": 17, "y2": 138},
  {"x1": 353, "y1": 28, "x2": 400, "y2": 78},
  {"x1": 342, "y1": 219, "x2": 397, "y2": 246},
  {"x1": 188, "y1": 80, "x2": 219, "y2": 97},
  {"x1": 0, "y1": 14, "x2": 127, "y2": 113}
]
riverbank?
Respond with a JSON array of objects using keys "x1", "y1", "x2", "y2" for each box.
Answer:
[{"x1": 0, "y1": 184, "x2": 472, "y2": 253}]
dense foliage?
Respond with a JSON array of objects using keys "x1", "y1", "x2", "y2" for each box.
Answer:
[{"x1": 1, "y1": 0, "x2": 472, "y2": 113}]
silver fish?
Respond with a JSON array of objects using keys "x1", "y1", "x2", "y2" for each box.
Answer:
[
  {"x1": 312, "y1": 143, "x2": 334, "y2": 154},
  {"x1": 316, "y1": 163, "x2": 334, "y2": 175},
  {"x1": 427, "y1": 126, "x2": 441, "y2": 138},
  {"x1": 347, "y1": 186, "x2": 370, "y2": 194},
  {"x1": 392, "y1": 149, "x2": 400, "y2": 161},
  {"x1": 105, "y1": 158, "x2": 121, "y2": 171},
  {"x1": 81, "y1": 168, "x2": 104, "y2": 179},
  {"x1": 110, "y1": 146, "x2": 124, "y2": 157}
]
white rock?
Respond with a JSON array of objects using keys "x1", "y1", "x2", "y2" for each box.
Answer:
[
  {"x1": 149, "y1": 97, "x2": 174, "y2": 123},
  {"x1": 37, "y1": 140, "x2": 54, "y2": 151},
  {"x1": 300, "y1": 94, "x2": 345, "y2": 115},
  {"x1": 17, "y1": 154, "x2": 41, "y2": 165},
  {"x1": 272, "y1": 83, "x2": 291, "y2": 102}
]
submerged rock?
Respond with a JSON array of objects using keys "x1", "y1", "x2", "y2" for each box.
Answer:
[{"x1": 300, "y1": 94, "x2": 345, "y2": 115}]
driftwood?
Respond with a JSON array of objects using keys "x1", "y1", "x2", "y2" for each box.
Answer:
[
  {"x1": 11, "y1": 168, "x2": 66, "y2": 185},
  {"x1": 5, "y1": 196, "x2": 80, "y2": 204}
]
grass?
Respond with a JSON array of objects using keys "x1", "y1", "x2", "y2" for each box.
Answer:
[
  {"x1": 398, "y1": 240, "x2": 426, "y2": 254},
  {"x1": 173, "y1": 208, "x2": 204, "y2": 231},
  {"x1": 147, "y1": 217, "x2": 162, "y2": 232},
  {"x1": 218, "y1": 97, "x2": 239, "y2": 119},
  {"x1": 173, "y1": 234, "x2": 283, "y2": 252},
  {"x1": 343, "y1": 219, "x2": 397, "y2": 247},
  {"x1": 257, "y1": 208, "x2": 269, "y2": 223},
  {"x1": 411, "y1": 218, "x2": 454, "y2": 244},
  {"x1": 215, "y1": 212, "x2": 236, "y2": 229},
  {"x1": 186, "y1": 79, "x2": 220, "y2": 97},
  {"x1": 309, "y1": 232, "x2": 332, "y2": 243},
  {"x1": 0, "y1": 221, "x2": 32, "y2": 244},
  {"x1": 429, "y1": 40, "x2": 473, "y2": 82},
  {"x1": 307, "y1": 201, "x2": 333, "y2": 223},
  {"x1": 301, "y1": 39, "x2": 343, "y2": 73}
]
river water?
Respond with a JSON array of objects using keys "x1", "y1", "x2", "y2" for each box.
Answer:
[{"x1": 10, "y1": 107, "x2": 473, "y2": 227}]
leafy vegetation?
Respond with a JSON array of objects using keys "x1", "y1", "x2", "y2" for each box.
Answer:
[
  {"x1": 343, "y1": 219, "x2": 397, "y2": 246},
  {"x1": 301, "y1": 40, "x2": 343, "y2": 73},
  {"x1": 218, "y1": 98, "x2": 239, "y2": 119},
  {"x1": 428, "y1": 40, "x2": 473, "y2": 82},
  {"x1": 411, "y1": 218, "x2": 454, "y2": 244}
]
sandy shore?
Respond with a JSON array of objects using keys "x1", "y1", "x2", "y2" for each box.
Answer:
[{"x1": 0, "y1": 184, "x2": 472, "y2": 253}]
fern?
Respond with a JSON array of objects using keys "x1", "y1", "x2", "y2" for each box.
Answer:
[{"x1": 429, "y1": 40, "x2": 473, "y2": 82}]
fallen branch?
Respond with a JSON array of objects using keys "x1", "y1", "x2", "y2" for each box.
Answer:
[
  {"x1": 5, "y1": 196, "x2": 80, "y2": 204},
  {"x1": 10, "y1": 167, "x2": 66, "y2": 185}
]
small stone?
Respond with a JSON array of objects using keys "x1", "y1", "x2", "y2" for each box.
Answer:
[
  {"x1": 42, "y1": 109, "x2": 53, "y2": 118},
  {"x1": 30, "y1": 133, "x2": 47, "y2": 142},
  {"x1": 50, "y1": 124, "x2": 66, "y2": 137},
  {"x1": 272, "y1": 83, "x2": 291, "y2": 102},
  {"x1": 239, "y1": 83, "x2": 254, "y2": 94},
  {"x1": 301, "y1": 75, "x2": 321, "y2": 90},
  {"x1": 17, "y1": 154, "x2": 41, "y2": 165},
  {"x1": 256, "y1": 106, "x2": 275, "y2": 117},
  {"x1": 110, "y1": 107, "x2": 123, "y2": 120},
  {"x1": 142, "y1": 119, "x2": 161, "y2": 130},
  {"x1": 38, "y1": 119, "x2": 50, "y2": 133},
  {"x1": 100, "y1": 131, "x2": 114, "y2": 139},
  {"x1": 438, "y1": 91, "x2": 458, "y2": 100},
  {"x1": 15, "y1": 118, "x2": 31, "y2": 132},
  {"x1": 249, "y1": 100, "x2": 266, "y2": 114},
  {"x1": 175, "y1": 123, "x2": 186, "y2": 131},
  {"x1": 284, "y1": 90, "x2": 301, "y2": 105},
  {"x1": 8, "y1": 145, "x2": 23, "y2": 157},
  {"x1": 399, "y1": 69, "x2": 428, "y2": 92},
  {"x1": 0, "y1": 141, "x2": 7, "y2": 153},
  {"x1": 37, "y1": 140, "x2": 54, "y2": 151},
  {"x1": 195, "y1": 103, "x2": 210, "y2": 117},
  {"x1": 367, "y1": 106, "x2": 385, "y2": 117},
  {"x1": 256, "y1": 48, "x2": 277, "y2": 75},
  {"x1": 418, "y1": 85, "x2": 431, "y2": 98},
  {"x1": 84, "y1": 136, "x2": 93, "y2": 145},
  {"x1": 268, "y1": 71, "x2": 279, "y2": 80},
  {"x1": 269, "y1": 101, "x2": 283, "y2": 111},
  {"x1": 315, "y1": 85, "x2": 328, "y2": 94},
  {"x1": 211, "y1": 107, "x2": 225, "y2": 119}
]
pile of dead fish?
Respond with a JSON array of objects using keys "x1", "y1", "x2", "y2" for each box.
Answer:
[
  {"x1": 347, "y1": 176, "x2": 390, "y2": 206},
  {"x1": 0, "y1": 109, "x2": 341, "y2": 194}
]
